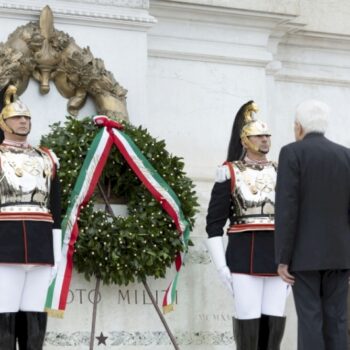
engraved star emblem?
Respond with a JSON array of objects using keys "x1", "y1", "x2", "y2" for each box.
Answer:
[{"x1": 96, "y1": 332, "x2": 108, "y2": 346}]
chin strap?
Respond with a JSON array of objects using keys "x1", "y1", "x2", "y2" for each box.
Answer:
[
  {"x1": 0, "y1": 118, "x2": 31, "y2": 136},
  {"x1": 0, "y1": 119, "x2": 13, "y2": 134},
  {"x1": 241, "y1": 136, "x2": 259, "y2": 154}
]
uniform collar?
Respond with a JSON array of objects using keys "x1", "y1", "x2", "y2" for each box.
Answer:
[{"x1": 2, "y1": 139, "x2": 30, "y2": 148}]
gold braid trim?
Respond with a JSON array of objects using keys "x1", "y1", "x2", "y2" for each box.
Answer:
[
  {"x1": 45, "y1": 307, "x2": 65, "y2": 318},
  {"x1": 162, "y1": 304, "x2": 174, "y2": 314}
]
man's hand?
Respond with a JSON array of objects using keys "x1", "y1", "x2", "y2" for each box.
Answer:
[{"x1": 277, "y1": 264, "x2": 295, "y2": 285}]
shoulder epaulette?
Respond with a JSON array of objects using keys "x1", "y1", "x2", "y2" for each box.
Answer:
[
  {"x1": 37, "y1": 147, "x2": 60, "y2": 178},
  {"x1": 215, "y1": 164, "x2": 231, "y2": 183}
]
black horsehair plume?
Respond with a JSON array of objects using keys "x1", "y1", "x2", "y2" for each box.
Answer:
[
  {"x1": 0, "y1": 85, "x2": 9, "y2": 143},
  {"x1": 226, "y1": 100, "x2": 254, "y2": 162}
]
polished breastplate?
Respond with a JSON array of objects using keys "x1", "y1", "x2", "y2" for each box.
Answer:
[
  {"x1": 0, "y1": 145, "x2": 53, "y2": 211},
  {"x1": 231, "y1": 161, "x2": 276, "y2": 225}
]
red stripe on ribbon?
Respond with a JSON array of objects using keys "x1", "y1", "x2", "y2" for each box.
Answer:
[
  {"x1": 55, "y1": 117, "x2": 187, "y2": 312},
  {"x1": 58, "y1": 135, "x2": 113, "y2": 310},
  {"x1": 110, "y1": 130, "x2": 183, "y2": 235},
  {"x1": 109, "y1": 130, "x2": 185, "y2": 309}
]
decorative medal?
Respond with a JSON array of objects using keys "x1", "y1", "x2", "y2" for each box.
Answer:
[
  {"x1": 15, "y1": 168, "x2": 23, "y2": 177},
  {"x1": 255, "y1": 173, "x2": 274, "y2": 193}
]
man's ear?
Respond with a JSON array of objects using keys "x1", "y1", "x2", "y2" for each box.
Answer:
[{"x1": 297, "y1": 122, "x2": 305, "y2": 139}]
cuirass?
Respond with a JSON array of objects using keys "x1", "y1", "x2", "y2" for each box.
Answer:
[
  {"x1": 0, "y1": 145, "x2": 53, "y2": 210},
  {"x1": 231, "y1": 161, "x2": 276, "y2": 225}
]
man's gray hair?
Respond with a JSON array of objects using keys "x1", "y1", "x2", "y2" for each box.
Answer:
[{"x1": 295, "y1": 99, "x2": 330, "y2": 134}]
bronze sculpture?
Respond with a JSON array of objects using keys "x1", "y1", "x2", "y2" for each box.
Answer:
[{"x1": 0, "y1": 5, "x2": 128, "y2": 120}]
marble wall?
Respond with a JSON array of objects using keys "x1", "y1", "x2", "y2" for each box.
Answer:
[{"x1": 0, "y1": 0, "x2": 349, "y2": 348}]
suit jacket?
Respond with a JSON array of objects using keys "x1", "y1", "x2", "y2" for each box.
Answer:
[{"x1": 275, "y1": 132, "x2": 350, "y2": 271}]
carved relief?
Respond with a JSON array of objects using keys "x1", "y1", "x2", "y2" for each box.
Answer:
[{"x1": 0, "y1": 5, "x2": 128, "y2": 120}]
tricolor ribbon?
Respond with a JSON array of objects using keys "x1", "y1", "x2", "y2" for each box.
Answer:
[{"x1": 45, "y1": 116, "x2": 190, "y2": 317}]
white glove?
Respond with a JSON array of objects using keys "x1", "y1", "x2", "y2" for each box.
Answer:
[
  {"x1": 49, "y1": 229, "x2": 62, "y2": 284},
  {"x1": 206, "y1": 237, "x2": 234, "y2": 294},
  {"x1": 218, "y1": 265, "x2": 234, "y2": 295}
]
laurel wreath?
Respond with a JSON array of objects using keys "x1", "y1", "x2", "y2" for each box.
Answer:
[{"x1": 40, "y1": 116, "x2": 198, "y2": 285}]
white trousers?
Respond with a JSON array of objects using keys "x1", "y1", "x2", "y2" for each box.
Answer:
[
  {"x1": 0, "y1": 265, "x2": 51, "y2": 312},
  {"x1": 231, "y1": 274, "x2": 290, "y2": 320}
]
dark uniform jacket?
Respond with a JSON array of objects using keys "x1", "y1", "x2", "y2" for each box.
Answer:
[
  {"x1": 206, "y1": 161, "x2": 278, "y2": 275},
  {"x1": 0, "y1": 145, "x2": 61, "y2": 265},
  {"x1": 275, "y1": 133, "x2": 350, "y2": 271}
]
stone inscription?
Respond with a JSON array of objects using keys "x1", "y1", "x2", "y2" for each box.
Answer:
[
  {"x1": 197, "y1": 313, "x2": 232, "y2": 322},
  {"x1": 66, "y1": 288, "x2": 178, "y2": 305}
]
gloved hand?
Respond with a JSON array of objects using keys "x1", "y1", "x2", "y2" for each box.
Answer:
[
  {"x1": 217, "y1": 265, "x2": 234, "y2": 294},
  {"x1": 49, "y1": 228, "x2": 62, "y2": 285},
  {"x1": 206, "y1": 236, "x2": 234, "y2": 295}
]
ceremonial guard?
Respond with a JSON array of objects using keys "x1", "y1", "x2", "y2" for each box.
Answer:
[
  {"x1": 0, "y1": 85, "x2": 61, "y2": 349},
  {"x1": 206, "y1": 101, "x2": 288, "y2": 350}
]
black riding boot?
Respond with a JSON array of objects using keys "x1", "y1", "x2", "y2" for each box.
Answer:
[
  {"x1": 15, "y1": 311, "x2": 27, "y2": 349},
  {"x1": 266, "y1": 315, "x2": 286, "y2": 350},
  {"x1": 0, "y1": 312, "x2": 16, "y2": 349},
  {"x1": 232, "y1": 317, "x2": 260, "y2": 350},
  {"x1": 16, "y1": 311, "x2": 47, "y2": 350},
  {"x1": 258, "y1": 314, "x2": 269, "y2": 350}
]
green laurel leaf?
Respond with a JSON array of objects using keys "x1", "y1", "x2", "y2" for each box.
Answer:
[{"x1": 41, "y1": 116, "x2": 198, "y2": 285}]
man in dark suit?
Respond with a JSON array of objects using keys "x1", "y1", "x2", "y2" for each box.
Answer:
[{"x1": 275, "y1": 99, "x2": 350, "y2": 350}]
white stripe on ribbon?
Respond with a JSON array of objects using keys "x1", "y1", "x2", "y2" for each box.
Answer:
[
  {"x1": 50, "y1": 129, "x2": 111, "y2": 309},
  {"x1": 113, "y1": 129, "x2": 187, "y2": 233}
]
